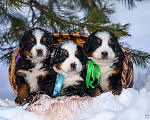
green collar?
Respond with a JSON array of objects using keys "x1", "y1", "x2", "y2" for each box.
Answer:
[{"x1": 86, "y1": 60, "x2": 101, "y2": 89}]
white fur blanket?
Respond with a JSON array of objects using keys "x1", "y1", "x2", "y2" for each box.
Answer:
[{"x1": 26, "y1": 94, "x2": 96, "y2": 120}]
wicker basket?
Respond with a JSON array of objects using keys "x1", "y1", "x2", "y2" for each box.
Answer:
[{"x1": 8, "y1": 32, "x2": 133, "y2": 95}]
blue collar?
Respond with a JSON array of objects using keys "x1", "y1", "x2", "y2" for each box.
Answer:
[{"x1": 52, "y1": 74, "x2": 64, "y2": 97}]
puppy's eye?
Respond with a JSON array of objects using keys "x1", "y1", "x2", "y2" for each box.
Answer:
[
  {"x1": 97, "y1": 39, "x2": 101, "y2": 44},
  {"x1": 31, "y1": 38, "x2": 35, "y2": 43},
  {"x1": 63, "y1": 50, "x2": 68, "y2": 56},
  {"x1": 108, "y1": 40, "x2": 112, "y2": 45},
  {"x1": 42, "y1": 37, "x2": 46, "y2": 42}
]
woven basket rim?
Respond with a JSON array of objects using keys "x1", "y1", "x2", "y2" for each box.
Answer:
[{"x1": 8, "y1": 47, "x2": 20, "y2": 95}]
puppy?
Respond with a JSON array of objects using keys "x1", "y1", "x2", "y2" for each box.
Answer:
[
  {"x1": 15, "y1": 27, "x2": 53, "y2": 104},
  {"x1": 51, "y1": 40, "x2": 87, "y2": 97},
  {"x1": 83, "y1": 29, "x2": 124, "y2": 96}
]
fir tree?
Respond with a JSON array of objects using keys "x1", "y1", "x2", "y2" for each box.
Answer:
[{"x1": 0, "y1": 0, "x2": 149, "y2": 68}]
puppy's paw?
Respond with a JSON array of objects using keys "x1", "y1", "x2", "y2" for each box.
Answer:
[
  {"x1": 112, "y1": 88, "x2": 122, "y2": 95},
  {"x1": 15, "y1": 95, "x2": 28, "y2": 105}
]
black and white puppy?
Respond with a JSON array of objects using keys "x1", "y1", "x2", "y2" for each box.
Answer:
[
  {"x1": 15, "y1": 27, "x2": 53, "y2": 104},
  {"x1": 83, "y1": 29, "x2": 124, "y2": 95},
  {"x1": 51, "y1": 40, "x2": 87, "y2": 97}
]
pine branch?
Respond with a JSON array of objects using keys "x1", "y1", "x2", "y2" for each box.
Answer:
[
  {"x1": 125, "y1": 47, "x2": 150, "y2": 68},
  {"x1": 0, "y1": 0, "x2": 149, "y2": 68},
  {"x1": 2, "y1": 0, "x2": 24, "y2": 11},
  {"x1": 21, "y1": 1, "x2": 84, "y2": 28},
  {"x1": 117, "y1": 0, "x2": 136, "y2": 9},
  {"x1": 0, "y1": 45, "x2": 18, "y2": 65}
]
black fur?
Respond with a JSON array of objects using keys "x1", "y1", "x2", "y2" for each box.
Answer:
[
  {"x1": 38, "y1": 68, "x2": 56, "y2": 97},
  {"x1": 83, "y1": 29, "x2": 120, "y2": 54},
  {"x1": 15, "y1": 52, "x2": 34, "y2": 89},
  {"x1": 15, "y1": 27, "x2": 54, "y2": 104},
  {"x1": 83, "y1": 29, "x2": 124, "y2": 96},
  {"x1": 19, "y1": 27, "x2": 53, "y2": 54},
  {"x1": 50, "y1": 40, "x2": 87, "y2": 97},
  {"x1": 63, "y1": 79, "x2": 86, "y2": 96},
  {"x1": 51, "y1": 40, "x2": 87, "y2": 66}
]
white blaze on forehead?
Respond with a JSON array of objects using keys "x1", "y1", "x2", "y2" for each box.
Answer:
[
  {"x1": 32, "y1": 29, "x2": 44, "y2": 44},
  {"x1": 61, "y1": 41, "x2": 77, "y2": 57},
  {"x1": 30, "y1": 29, "x2": 47, "y2": 63},
  {"x1": 95, "y1": 31, "x2": 111, "y2": 46},
  {"x1": 56, "y1": 40, "x2": 82, "y2": 74}
]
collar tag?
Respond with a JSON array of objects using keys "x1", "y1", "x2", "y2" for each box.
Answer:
[{"x1": 15, "y1": 52, "x2": 30, "y2": 64}]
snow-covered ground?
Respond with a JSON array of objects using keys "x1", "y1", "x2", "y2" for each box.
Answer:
[
  {"x1": 0, "y1": 98, "x2": 39, "y2": 120},
  {"x1": 75, "y1": 88, "x2": 150, "y2": 120},
  {"x1": 0, "y1": 0, "x2": 150, "y2": 120},
  {"x1": 1, "y1": 87, "x2": 150, "y2": 120}
]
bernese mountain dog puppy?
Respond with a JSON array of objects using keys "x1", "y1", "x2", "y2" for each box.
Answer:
[
  {"x1": 51, "y1": 40, "x2": 87, "y2": 97},
  {"x1": 15, "y1": 27, "x2": 54, "y2": 104},
  {"x1": 83, "y1": 29, "x2": 124, "y2": 96}
]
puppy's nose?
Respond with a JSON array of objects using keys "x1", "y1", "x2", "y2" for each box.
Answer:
[
  {"x1": 101, "y1": 51, "x2": 108, "y2": 57},
  {"x1": 37, "y1": 49, "x2": 43, "y2": 55},
  {"x1": 71, "y1": 62, "x2": 77, "y2": 71}
]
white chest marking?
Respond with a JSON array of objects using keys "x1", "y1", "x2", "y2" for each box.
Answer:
[
  {"x1": 88, "y1": 57, "x2": 116, "y2": 91},
  {"x1": 18, "y1": 63, "x2": 46, "y2": 93},
  {"x1": 53, "y1": 66, "x2": 83, "y2": 89},
  {"x1": 98, "y1": 63, "x2": 115, "y2": 91},
  {"x1": 63, "y1": 74, "x2": 83, "y2": 89}
]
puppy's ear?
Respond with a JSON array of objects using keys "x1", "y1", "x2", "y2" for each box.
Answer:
[
  {"x1": 83, "y1": 41, "x2": 89, "y2": 53},
  {"x1": 19, "y1": 30, "x2": 30, "y2": 51},
  {"x1": 51, "y1": 46, "x2": 60, "y2": 66},
  {"x1": 45, "y1": 30, "x2": 54, "y2": 49},
  {"x1": 77, "y1": 45, "x2": 87, "y2": 64},
  {"x1": 109, "y1": 31, "x2": 122, "y2": 54},
  {"x1": 19, "y1": 35, "x2": 25, "y2": 51}
]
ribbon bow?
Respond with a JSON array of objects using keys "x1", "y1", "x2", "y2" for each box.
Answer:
[
  {"x1": 86, "y1": 60, "x2": 101, "y2": 89},
  {"x1": 52, "y1": 74, "x2": 64, "y2": 97}
]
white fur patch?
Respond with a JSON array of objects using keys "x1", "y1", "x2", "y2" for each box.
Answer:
[
  {"x1": 18, "y1": 63, "x2": 47, "y2": 93},
  {"x1": 88, "y1": 57, "x2": 116, "y2": 91},
  {"x1": 30, "y1": 29, "x2": 47, "y2": 63},
  {"x1": 33, "y1": 29, "x2": 44, "y2": 43},
  {"x1": 53, "y1": 66, "x2": 83, "y2": 89},
  {"x1": 60, "y1": 41, "x2": 82, "y2": 74},
  {"x1": 63, "y1": 74, "x2": 83, "y2": 88}
]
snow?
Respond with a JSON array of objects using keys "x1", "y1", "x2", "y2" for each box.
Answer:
[
  {"x1": 1, "y1": 66, "x2": 150, "y2": 120},
  {"x1": 0, "y1": 0, "x2": 150, "y2": 120},
  {"x1": 74, "y1": 88, "x2": 150, "y2": 120},
  {"x1": 0, "y1": 99, "x2": 39, "y2": 120},
  {"x1": 0, "y1": 88, "x2": 150, "y2": 120},
  {"x1": 140, "y1": 68, "x2": 150, "y2": 93}
]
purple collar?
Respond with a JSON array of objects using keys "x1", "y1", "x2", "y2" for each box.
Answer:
[{"x1": 15, "y1": 52, "x2": 30, "y2": 64}]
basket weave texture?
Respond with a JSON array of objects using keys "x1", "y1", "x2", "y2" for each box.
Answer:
[{"x1": 8, "y1": 32, "x2": 133, "y2": 95}]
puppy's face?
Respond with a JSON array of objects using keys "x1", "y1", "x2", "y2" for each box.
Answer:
[
  {"x1": 52, "y1": 40, "x2": 86, "y2": 74},
  {"x1": 83, "y1": 30, "x2": 121, "y2": 62},
  {"x1": 19, "y1": 28, "x2": 53, "y2": 62}
]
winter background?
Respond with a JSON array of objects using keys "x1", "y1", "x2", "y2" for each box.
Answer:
[{"x1": 0, "y1": 0, "x2": 150, "y2": 120}]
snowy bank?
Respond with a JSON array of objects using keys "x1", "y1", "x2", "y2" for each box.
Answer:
[
  {"x1": 0, "y1": 88, "x2": 150, "y2": 120},
  {"x1": 0, "y1": 99, "x2": 39, "y2": 120},
  {"x1": 75, "y1": 88, "x2": 150, "y2": 120}
]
